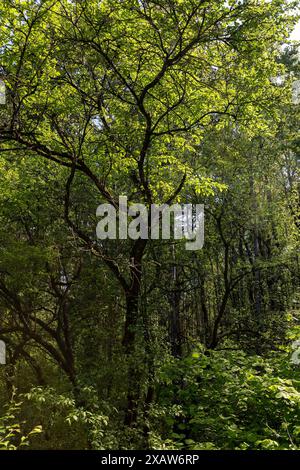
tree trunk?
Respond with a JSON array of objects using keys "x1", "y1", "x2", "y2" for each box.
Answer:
[{"x1": 122, "y1": 241, "x2": 146, "y2": 427}]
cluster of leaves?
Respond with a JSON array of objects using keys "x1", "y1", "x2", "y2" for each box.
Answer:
[
  {"x1": 150, "y1": 323, "x2": 300, "y2": 450},
  {"x1": 0, "y1": 391, "x2": 42, "y2": 450},
  {"x1": 24, "y1": 386, "x2": 112, "y2": 450}
]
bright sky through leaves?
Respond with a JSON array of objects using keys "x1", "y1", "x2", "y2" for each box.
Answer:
[{"x1": 291, "y1": 20, "x2": 300, "y2": 40}]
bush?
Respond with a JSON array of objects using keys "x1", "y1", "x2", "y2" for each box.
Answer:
[{"x1": 151, "y1": 340, "x2": 300, "y2": 450}]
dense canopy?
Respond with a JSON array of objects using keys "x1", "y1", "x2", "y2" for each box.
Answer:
[{"x1": 0, "y1": 0, "x2": 299, "y2": 451}]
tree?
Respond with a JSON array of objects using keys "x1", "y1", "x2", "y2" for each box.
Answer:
[{"x1": 0, "y1": 0, "x2": 297, "y2": 430}]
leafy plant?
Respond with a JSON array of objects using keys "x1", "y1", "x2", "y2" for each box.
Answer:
[{"x1": 0, "y1": 391, "x2": 42, "y2": 450}]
